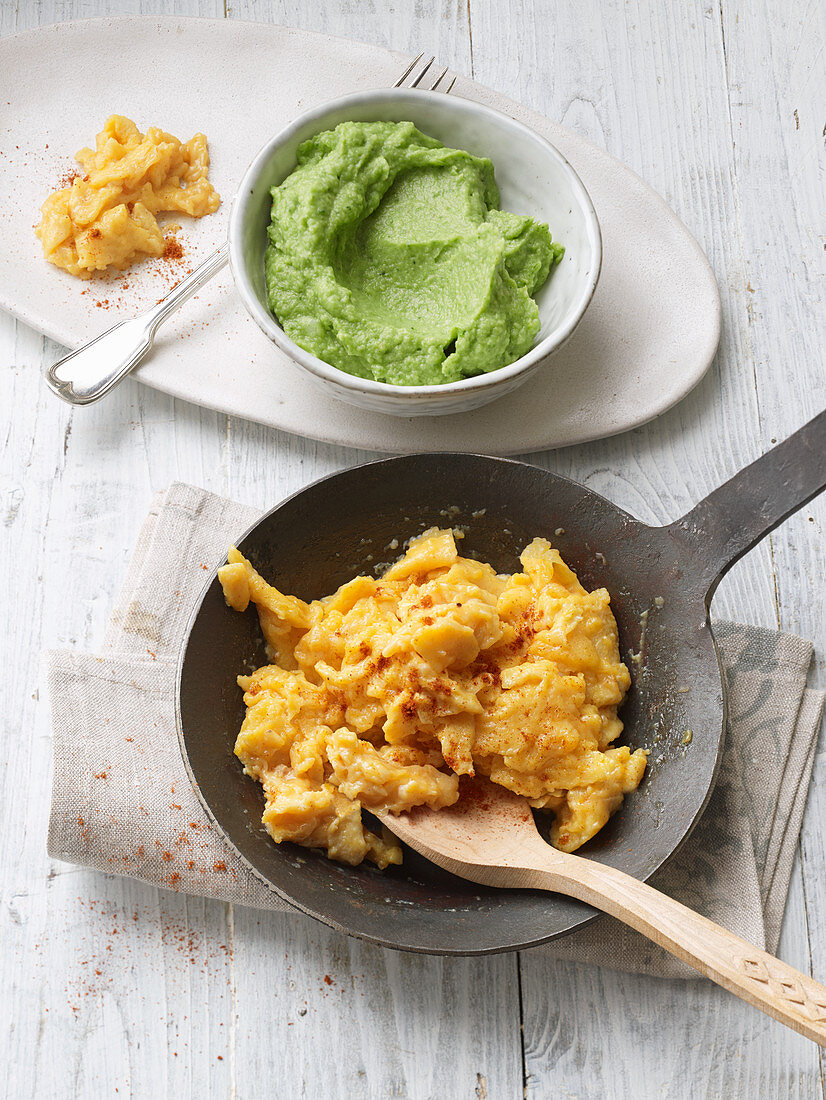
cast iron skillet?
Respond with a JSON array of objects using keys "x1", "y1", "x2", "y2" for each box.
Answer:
[{"x1": 177, "y1": 410, "x2": 825, "y2": 954}]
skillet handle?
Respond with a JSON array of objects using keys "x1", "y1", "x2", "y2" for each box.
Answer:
[
  {"x1": 524, "y1": 852, "x2": 826, "y2": 1046},
  {"x1": 666, "y1": 408, "x2": 826, "y2": 600}
]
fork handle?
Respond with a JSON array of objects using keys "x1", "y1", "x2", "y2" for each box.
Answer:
[{"x1": 520, "y1": 851, "x2": 826, "y2": 1045}]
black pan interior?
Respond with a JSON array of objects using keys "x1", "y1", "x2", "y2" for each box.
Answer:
[{"x1": 177, "y1": 453, "x2": 725, "y2": 954}]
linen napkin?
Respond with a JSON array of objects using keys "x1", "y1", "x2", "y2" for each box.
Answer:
[{"x1": 45, "y1": 483, "x2": 824, "y2": 978}]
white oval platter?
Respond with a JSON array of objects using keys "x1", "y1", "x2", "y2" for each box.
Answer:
[{"x1": 0, "y1": 16, "x2": 721, "y2": 455}]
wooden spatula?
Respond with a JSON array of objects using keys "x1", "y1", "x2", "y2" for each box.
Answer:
[{"x1": 376, "y1": 778, "x2": 826, "y2": 1045}]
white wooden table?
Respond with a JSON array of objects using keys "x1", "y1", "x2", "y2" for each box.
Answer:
[{"x1": 2, "y1": 1, "x2": 824, "y2": 1096}]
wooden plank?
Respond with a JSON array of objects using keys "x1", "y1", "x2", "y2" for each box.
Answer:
[
  {"x1": 717, "y1": 0, "x2": 826, "y2": 1089},
  {"x1": 0, "y1": 3, "x2": 237, "y2": 1099},
  {"x1": 0, "y1": 314, "x2": 235, "y2": 1099},
  {"x1": 231, "y1": 909, "x2": 521, "y2": 1100},
  {"x1": 483, "y1": 0, "x2": 776, "y2": 632},
  {"x1": 234, "y1": 0, "x2": 474, "y2": 70},
  {"x1": 466, "y1": 0, "x2": 822, "y2": 1092},
  {"x1": 220, "y1": 8, "x2": 523, "y2": 1100}
]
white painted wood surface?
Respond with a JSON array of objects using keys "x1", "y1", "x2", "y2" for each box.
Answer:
[{"x1": 1, "y1": 0, "x2": 823, "y2": 1096}]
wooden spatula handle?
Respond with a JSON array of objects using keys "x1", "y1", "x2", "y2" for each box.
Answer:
[{"x1": 525, "y1": 853, "x2": 826, "y2": 1045}]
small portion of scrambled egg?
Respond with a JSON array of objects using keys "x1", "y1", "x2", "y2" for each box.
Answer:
[
  {"x1": 35, "y1": 115, "x2": 220, "y2": 277},
  {"x1": 219, "y1": 529, "x2": 646, "y2": 868}
]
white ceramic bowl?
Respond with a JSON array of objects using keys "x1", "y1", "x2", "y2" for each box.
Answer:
[{"x1": 229, "y1": 89, "x2": 601, "y2": 417}]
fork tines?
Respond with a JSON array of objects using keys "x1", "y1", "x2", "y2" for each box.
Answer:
[{"x1": 394, "y1": 52, "x2": 457, "y2": 93}]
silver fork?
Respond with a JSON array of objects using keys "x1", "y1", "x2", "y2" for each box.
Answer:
[
  {"x1": 45, "y1": 55, "x2": 457, "y2": 406},
  {"x1": 394, "y1": 52, "x2": 457, "y2": 94}
]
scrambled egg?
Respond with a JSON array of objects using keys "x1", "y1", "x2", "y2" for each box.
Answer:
[
  {"x1": 35, "y1": 115, "x2": 219, "y2": 276},
  {"x1": 219, "y1": 529, "x2": 646, "y2": 868}
]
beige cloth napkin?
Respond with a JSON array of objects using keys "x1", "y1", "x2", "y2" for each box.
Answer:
[{"x1": 45, "y1": 483, "x2": 824, "y2": 978}]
